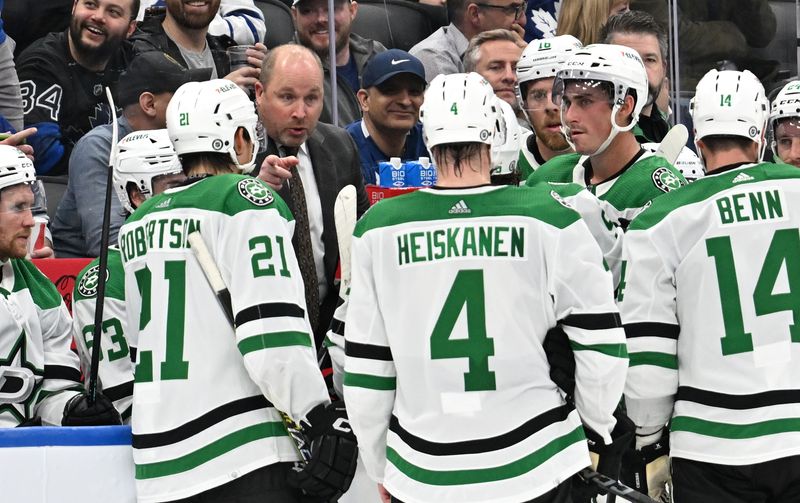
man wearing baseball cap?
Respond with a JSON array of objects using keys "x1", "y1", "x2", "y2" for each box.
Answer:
[
  {"x1": 345, "y1": 49, "x2": 429, "y2": 184},
  {"x1": 52, "y1": 51, "x2": 210, "y2": 258}
]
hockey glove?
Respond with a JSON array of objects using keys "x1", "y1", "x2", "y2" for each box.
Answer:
[
  {"x1": 287, "y1": 402, "x2": 358, "y2": 501},
  {"x1": 543, "y1": 326, "x2": 575, "y2": 398},
  {"x1": 62, "y1": 392, "x2": 122, "y2": 427},
  {"x1": 621, "y1": 427, "x2": 671, "y2": 501},
  {"x1": 587, "y1": 410, "x2": 636, "y2": 487}
]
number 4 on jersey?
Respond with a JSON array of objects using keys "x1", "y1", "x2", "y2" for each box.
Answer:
[{"x1": 430, "y1": 269, "x2": 496, "y2": 391}]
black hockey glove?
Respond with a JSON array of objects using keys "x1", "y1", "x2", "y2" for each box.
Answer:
[
  {"x1": 572, "y1": 409, "x2": 636, "y2": 502},
  {"x1": 621, "y1": 427, "x2": 670, "y2": 498},
  {"x1": 543, "y1": 326, "x2": 575, "y2": 398},
  {"x1": 62, "y1": 392, "x2": 122, "y2": 427},
  {"x1": 287, "y1": 402, "x2": 358, "y2": 502}
]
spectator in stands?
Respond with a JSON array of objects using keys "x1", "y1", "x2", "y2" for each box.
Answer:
[
  {"x1": 0, "y1": 0, "x2": 22, "y2": 132},
  {"x1": 410, "y1": 0, "x2": 527, "y2": 83},
  {"x1": 16, "y1": 0, "x2": 139, "y2": 175},
  {"x1": 137, "y1": 0, "x2": 267, "y2": 45},
  {"x1": 292, "y1": 0, "x2": 386, "y2": 127},
  {"x1": 0, "y1": 125, "x2": 35, "y2": 160},
  {"x1": 346, "y1": 49, "x2": 428, "y2": 185},
  {"x1": 523, "y1": 0, "x2": 559, "y2": 41},
  {"x1": 131, "y1": 0, "x2": 266, "y2": 90},
  {"x1": 632, "y1": 0, "x2": 777, "y2": 89},
  {"x1": 556, "y1": 0, "x2": 629, "y2": 45},
  {"x1": 601, "y1": 10, "x2": 670, "y2": 143},
  {"x1": 254, "y1": 44, "x2": 369, "y2": 345},
  {"x1": 51, "y1": 51, "x2": 209, "y2": 258},
  {"x1": 463, "y1": 29, "x2": 524, "y2": 125},
  {"x1": 3, "y1": 0, "x2": 72, "y2": 57}
]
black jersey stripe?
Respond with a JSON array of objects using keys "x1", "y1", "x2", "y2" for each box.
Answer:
[
  {"x1": 624, "y1": 322, "x2": 680, "y2": 340},
  {"x1": 345, "y1": 340, "x2": 393, "y2": 361},
  {"x1": 132, "y1": 395, "x2": 273, "y2": 449},
  {"x1": 103, "y1": 380, "x2": 134, "y2": 402},
  {"x1": 329, "y1": 318, "x2": 345, "y2": 337},
  {"x1": 234, "y1": 302, "x2": 305, "y2": 328},
  {"x1": 677, "y1": 386, "x2": 800, "y2": 410},
  {"x1": 389, "y1": 403, "x2": 573, "y2": 456},
  {"x1": 562, "y1": 312, "x2": 621, "y2": 330},
  {"x1": 43, "y1": 365, "x2": 82, "y2": 382},
  {"x1": 130, "y1": 347, "x2": 138, "y2": 363}
]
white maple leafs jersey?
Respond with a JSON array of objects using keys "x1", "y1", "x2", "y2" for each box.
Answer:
[
  {"x1": 344, "y1": 185, "x2": 628, "y2": 502},
  {"x1": 0, "y1": 258, "x2": 82, "y2": 427},
  {"x1": 119, "y1": 175, "x2": 329, "y2": 502},
  {"x1": 620, "y1": 162, "x2": 800, "y2": 466},
  {"x1": 72, "y1": 247, "x2": 134, "y2": 423}
]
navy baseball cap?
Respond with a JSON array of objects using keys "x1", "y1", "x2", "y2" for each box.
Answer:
[
  {"x1": 361, "y1": 49, "x2": 426, "y2": 89},
  {"x1": 118, "y1": 52, "x2": 212, "y2": 107}
]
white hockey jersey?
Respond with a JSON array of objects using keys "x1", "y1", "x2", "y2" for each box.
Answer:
[
  {"x1": 621, "y1": 162, "x2": 800, "y2": 466},
  {"x1": 344, "y1": 185, "x2": 628, "y2": 502},
  {"x1": 119, "y1": 175, "x2": 329, "y2": 502},
  {"x1": 73, "y1": 247, "x2": 134, "y2": 422},
  {"x1": 0, "y1": 258, "x2": 82, "y2": 427}
]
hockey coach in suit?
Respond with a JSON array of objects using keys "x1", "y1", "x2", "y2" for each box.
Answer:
[{"x1": 255, "y1": 44, "x2": 370, "y2": 347}]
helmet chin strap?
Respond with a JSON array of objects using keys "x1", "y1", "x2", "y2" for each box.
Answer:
[{"x1": 591, "y1": 104, "x2": 638, "y2": 157}]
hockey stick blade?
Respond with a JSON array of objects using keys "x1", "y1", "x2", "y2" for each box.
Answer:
[
  {"x1": 654, "y1": 124, "x2": 688, "y2": 166},
  {"x1": 187, "y1": 230, "x2": 311, "y2": 462},
  {"x1": 333, "y1": 185, "x2": 357, "y2": 291},
  {"x1": 579, "y1": 468, "x2": 660, "y2": 503}
]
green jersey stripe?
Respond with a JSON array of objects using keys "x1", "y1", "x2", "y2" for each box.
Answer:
[
  {"x1": 570, "y1": 341, "x2": 628, "y2": 358},
  {"x1": 386, "y1": 425, "x2": 585, "y2": 486},
  {"x1": 672, "y1": 416, "x2": 800, "y2": 440},
  {"x1": 238, "y1": 331, "x2": 313, "y2": 355},
  {"x1": 135, "y1": 421, "x2": 288, "y2": 479},
  {"x1": 344, "y1": 372, "x2": 397, "y2": 390},
  {"x1": 628, "y1": 351, "x2": 677, "y2": 369}
]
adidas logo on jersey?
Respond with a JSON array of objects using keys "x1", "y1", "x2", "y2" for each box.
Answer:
[
  {"x1": 448, "y1": 200, "x2": 471, "y2": 214},
  {"x1": 732, "y1": 172, "x2": 755, "y2": 184}
]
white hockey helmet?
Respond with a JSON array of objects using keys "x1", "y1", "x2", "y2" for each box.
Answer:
[
  {"x1": 768, "y1": 80, "x2": 800, "y2": 159},
  {"x1": 420, "y1": 72, "x2": 504, "y2": 159},
  {"x1": 553, "y1": 44, "x2": 648, "y2": 156},
  {"x1": 113, "y1": 129, "x2": 183, "y2": 213},
  {"x1": 0, "y1": 145, "x2": 35, "y2": 193},
  {"x1": 491, "y1": 99, "x2": 521, "y2": 179},
  {"x1": 166, "y1": 79, "x2": 259, "y2": 173},
  {"x1": 515, "y1": 35, "x2": 583, "y2": 112},
  {"x1": 690, "y1": 70, "x2": 768, "y2": 159},
  {"x1": 643, "y1": 142, "x2": 705, "y2": 182}
]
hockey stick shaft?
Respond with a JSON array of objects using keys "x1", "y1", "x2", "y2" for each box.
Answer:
[
  {"x1": 87, "y1": 87, "x2": 118, "y2": 406},
  {"x1": 654, "y1": 124, "x2": 688, "y2": 166},
  {"x1": 187, "y1": 230, "x2": 312, "y2": 462},
  {"x1": 579, "y1": 468, "x2": 659, "y2": 503}
]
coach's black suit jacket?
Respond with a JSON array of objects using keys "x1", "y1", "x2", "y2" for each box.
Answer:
[{"x1": 257, "y1": 122, "x2": 370, "y2": 345}]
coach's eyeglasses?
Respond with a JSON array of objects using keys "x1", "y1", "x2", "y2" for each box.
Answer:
[{"x1": 475, "y1": 2, "x2": 525, "y2": 18}]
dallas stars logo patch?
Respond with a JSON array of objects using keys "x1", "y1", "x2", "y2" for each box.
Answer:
[
  {"x1": 652, "y1": 167, "x2": 684, "y2": 193},
  {"x1": 78, "y1": 264, "x2": 109, "y2": 298},
  {"x1": 238, "y1": 178, "x2": 274, "y2": 206}
]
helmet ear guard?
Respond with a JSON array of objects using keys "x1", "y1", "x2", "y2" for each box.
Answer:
[
  {"x1": 690, "y1": 69, "x2": 769, "y2": 161},
  {"x1": 166, "y1": 79, "x2": 259, "y2": 173},
  {"x1": 491, "y1": 100, "x2": 521, "y2": 182}
]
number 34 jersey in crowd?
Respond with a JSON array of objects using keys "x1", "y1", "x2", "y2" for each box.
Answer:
[
  {"x1": 118, "y1": 175, "x2": 329, "y2": 503},
  {"x1": 344, "y1": 185, "x2": 628, "y2": 503},
  {"x1": 621, "y1": 162, "x2": 800, "y2": 466}
]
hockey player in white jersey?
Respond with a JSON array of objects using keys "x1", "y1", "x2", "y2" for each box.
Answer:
[
  {"x1": 344, "y1": 72, "x2": 629, "y2": 503},
  {"x1": 768, "y1": 80, "x2": 800, "y2": 168},
  {"x1": 119, "y1": 79, "x2": 357, "y2": 502},
  {"x1": 0, "y1": 145, "x2": 120, "y2": 428},
  {"x1": 620, "y1": 69, "x2": 800, "y2": 502},
  {"x1": 72, "y1": 129, "x2": 185, "y2": 423},
  {"x1": 514, "y1": 35, "x2": 582, "y2": 181}
]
